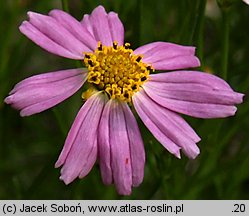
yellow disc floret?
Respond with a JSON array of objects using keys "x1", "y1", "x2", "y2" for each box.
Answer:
[{"x1": 83, "y1": 41, "x2": 153, "y2": 102}]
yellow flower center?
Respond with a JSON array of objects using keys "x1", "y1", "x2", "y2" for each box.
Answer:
[{"x1": 83, "y1": 41, "x2": 153, "y2": 102}]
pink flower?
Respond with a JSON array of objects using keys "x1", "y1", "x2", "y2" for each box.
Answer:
[{"x1": 5, "y1": 5, "x2": 243, "y2": 195}]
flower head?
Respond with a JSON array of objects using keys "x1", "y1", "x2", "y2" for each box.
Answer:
[
  {"x1": 5, "y1": 5, "x2": 243, "y2": 195},
  {"x1": 84, "y1": 41, "x2": 151, "y2": 102}
]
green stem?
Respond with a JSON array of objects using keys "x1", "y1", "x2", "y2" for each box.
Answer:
[
  {"x1": 61, "y1": 0, "x2": 69, "y2": 13},
  {"x1": 221, "y1": 9, "x2": 230, "y2": 79}
]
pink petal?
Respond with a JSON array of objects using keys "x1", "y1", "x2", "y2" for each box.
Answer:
[
  {"x1": 57, "y1": 92, "x2": 107, "y2": 184},
  {"x1": 20, "y1": 21, "x2": 81, "y2": 59},
  {"x1": 134, "y1": 42, "x2": 200, "y2": 70},
  {"x1": 89, "y1": 6, "x2": 113, "y2": 46},
  {"x1": 133, "y1": 92, "x2": 182, "y2": 159},
  {"x1": 134, "y1": 90, "x2": 200, "y2": 159},
  {"x1": 81, "y1": 14, "x2": 94, "y2": 36},
  {"x1": 159, "y1": 108, "x2": 201, "y2": 143},
  {"x1": 134, "y1": 42, "x2": 196, "y2": 59},
  {"x1": 149, "y1": 70, "x2": 233, "y2": 91},
  {"x1": 20, "y1": 12, "x2": 91, "y2": 59},
  {"x1": 98, "y1": 100, "x2": 113, "y2": 185},
  {"x1": 55, "y1": 93, "x2": 99, "y2": 168},
  {"x1": 144, "y1": 71, "x2": 244, "y2": 118},
  {"x1": 145, "y1": 81, "x2": 243, "y2": 105},
  {"x1": 145, "y1": 91, "x2": 238, "y2": 118},
  {"x1": 49, "y1": 9, "x2": 97, "y2": 51},
  {"x1": 9, "y1": 68, "x2": 85, "y2": 94},
  {"x1": 5, "y1": 68, "x2": 87, "y2": 117},
  {"x1": 81, "y1": 6, "x2": 124, "y2": 46},
  {"x1": 108, "y1": 12, "x2": 124, "y2": 45},
  {"x1": 109, "y1": 100, "x2": 132, "y2": 195},
  {"x1": 79, "y1": 138, "x2": 98, "y2": 179},
  {"x1": 151, "y1": 56, "x2": 200, "y2": 71},
  {"x1": 121, "y1": 102, "x2": 145, "y2": 187}
]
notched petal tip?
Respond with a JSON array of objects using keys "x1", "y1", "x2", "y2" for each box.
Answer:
[
  {"x1": 187, "y1": 146, "x2": 200, "y2": 160},
  {"x1": 190, "y1": 46, "x2": 197, "y2": 55},
  {"x1": 27, "y1": 11, "x2": 32, "y2": 16},
  {"x1": 117, "y1": 188, "x2": 132, "y2": 196},
  {"x1": 194, "y1": 56, "x2": 201, "y2": 68},
  {"x1": 55, "y1": 160, "x2": 63, "y2": 168},
  {"x1": 5, "y1": 95, "x2": 27, "y2": 117},
  {"x1": 175, "y1": 150, "x2": 181, "y2": 159},
  {"x1": 108, "y1": 11, "x2": 118, "y2": 17},
  {"x1": 19, "y1": 20, "x2": 28, "y2": 32},
  {"x1": 192, "y1": 149, "x2": 200, "y2": 159},
  {"x1": 91, "y1": 5, "x2": 108, "y2": 18},
  {"x1": 231, "y1": 106, "x2": 237, "y2": 116},
  {"x1": 59, "y1": 175, "x2": 72, "y2": 185},
  {"x1": 20, "y1": 111, "x2": 27, "y2": 117},
  {"x1": 48, "y1": 9, "x2": 64, "y2": 15},
  {"x1": 195, "y1": 136, "x2": 202, "y2": 143},
  {"x1": 95, "y1": 5, "x2": 106, "y2": 13},
  {"x1": 237, "y1": 93, "x2": 245, "y2": 104},
  {"x1": 4, "y1": 96, "x2": 12, "y2": 104},
  {"x1": 27, "y1": 11, "x2": 40, "y2": 20}
]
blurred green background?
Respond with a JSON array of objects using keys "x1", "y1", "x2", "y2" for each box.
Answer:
[{"x1": 0, "y1": 0, "x2": 249, "y2": 199}]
